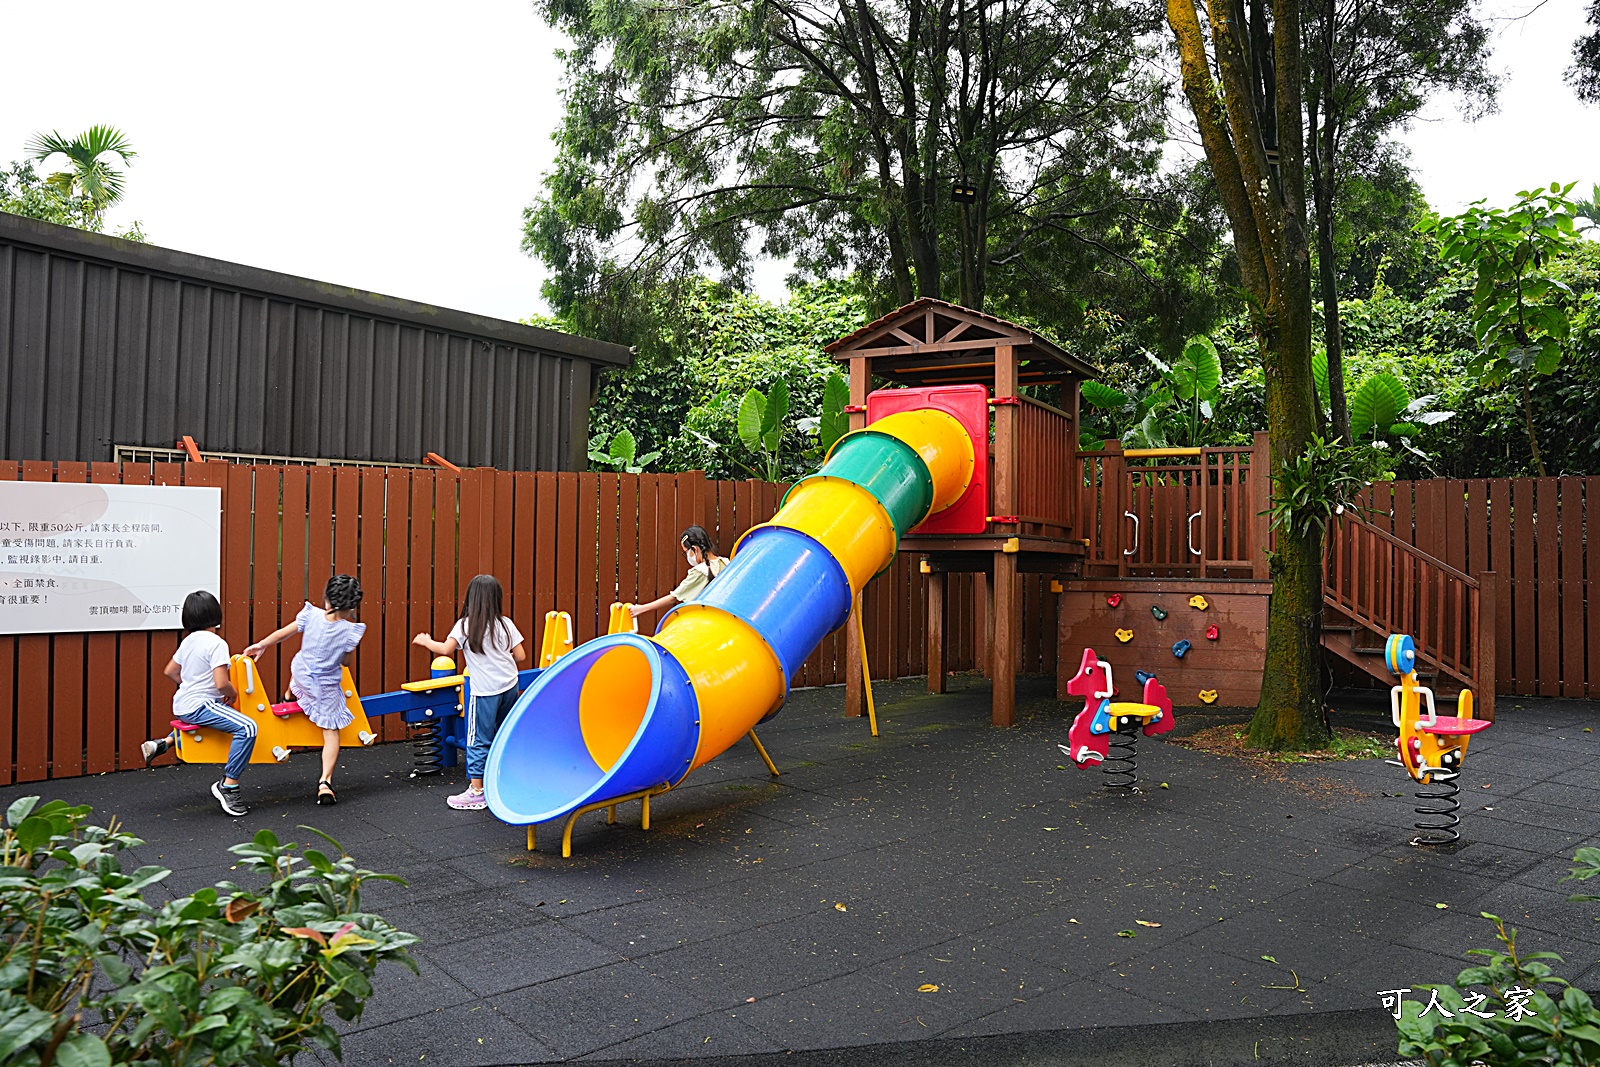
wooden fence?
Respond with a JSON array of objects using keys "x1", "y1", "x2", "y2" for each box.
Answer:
[
  {"x1": 0, "y1": 460, "x2": 1059, "y2": 785},
  {"x1": 1357, "y1": 478, "x2": 1600, "y2": 699}
]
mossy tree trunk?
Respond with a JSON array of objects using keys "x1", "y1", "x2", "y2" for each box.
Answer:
[{"x1": 1167, "y1": 0, "x2": 1329, "y2": 749}]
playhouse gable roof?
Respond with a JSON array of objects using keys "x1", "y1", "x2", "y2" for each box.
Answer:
[{"x1": 825, "y1": 298, "x2": 1096, "y2": 387}]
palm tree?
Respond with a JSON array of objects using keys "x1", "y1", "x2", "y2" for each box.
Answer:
[{"x1": 25, "y1": 125, "x2": 136, "y2": 226}]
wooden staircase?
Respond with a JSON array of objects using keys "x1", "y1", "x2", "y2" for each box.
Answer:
[{"x1": 1320, "y1": 513, "x2": 1496, "y2": 718}]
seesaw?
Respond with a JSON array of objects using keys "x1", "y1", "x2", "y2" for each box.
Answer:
[{"x1": 170, "y1": 610, "x2": 582, "y2": 773}]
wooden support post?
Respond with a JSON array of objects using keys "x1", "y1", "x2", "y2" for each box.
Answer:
[
  {"x1": 844, "y1": 356, "x2": 871, "y2": 718},
  {"x1": 993, "y1": 551, "x2": 1018, "y2": 727},
  {"x1": 1102, "y1": 440, "x2": 1125, "y2": 572},
  {"x1": 1056, "y1": 582, "x2": 1072, "y2": 700},
  {"x1": 928, "y1": 569, "x2": 946, "y2": 694},
  {"x1": 1251, "y1": 431, "x2": 1272, "y2": 580},
  {"x1": 1476, "y1": 571, "x2": 1496, "y2": 721},
  {"x1": 980, "y1": 570, "x2": 993, "y2": 677}
]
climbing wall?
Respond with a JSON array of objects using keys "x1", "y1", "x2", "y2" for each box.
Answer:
[{"x1": 1055, "y1": 580, "x2": 1271, "y2": 708}]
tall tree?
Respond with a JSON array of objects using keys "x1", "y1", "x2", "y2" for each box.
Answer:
[
  {"x1": 1572, "y1": 0, "x2": 1600, "y2": 102},
  {"x1": 1167, "y1": 0, "x2": 1327, "y2": 749},
  {"x1": 26, "y1": 125, "x2": 137, "y2": 228},
  {"x1": 1303, "y1": 0, "x2": 1494, "y2": 443},
  {"x1": 524, "y1": 0, "x2": 1167, "y2": 319}
]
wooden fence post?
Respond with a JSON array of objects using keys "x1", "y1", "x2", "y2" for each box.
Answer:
[
  {"x1": 1476, "y1": 571, "x2": 1496, "y2": 721},
  {"x1": 1251, "y1": 431, "x2": 1271, "y2": 580}
]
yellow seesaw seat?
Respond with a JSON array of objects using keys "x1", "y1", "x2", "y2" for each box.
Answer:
[{"x1": 170, "y1": 655, "x2": 377, "y2": 765}]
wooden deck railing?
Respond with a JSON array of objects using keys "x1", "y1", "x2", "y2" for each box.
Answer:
[
  {"x1": 1323, "y1": 512, "x2": 1491, "y2": 695},
  {"x1": 1075, "y1": 433, "x2": 1269, "y2": 578},
  {"x1": 1012, "y1": 396, "x2": 1075, "y2": 535}
]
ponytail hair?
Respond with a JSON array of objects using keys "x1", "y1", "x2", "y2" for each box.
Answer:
[
  {"x1": 324, "y1": 574, "x2": 363, "y2": 615},
  {"x1": 680, "y1": 525, "x2": 718, "y2": 561},
  {"x1": 460, "y1": 574, "x2": 507, "y2": 655}
]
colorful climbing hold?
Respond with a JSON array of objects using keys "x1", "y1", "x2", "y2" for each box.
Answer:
[
  {"x1": 1115, "y1": 628, "x2": 1134, "y2": 644},
  {"x1": 1107, "y1": 594, "x2": 1123, "y2": 607},
  {"x1": 1189, "y1": 594, "x2": 1209, "y2": 611},
  {"x1": 1198, "y1": 689, "x2": 1219, "y2": 704},
  {"x1": 1205, "y1": 624, "x2": 1220, "y2": 641},
  {"x1": 1172, "y1": 639, "x2": 1191, "y2": 658},
  {"x1": 1151, "y1": 605, "x2": 1168, "y2": 621},
  {"x1": 1135, "y1": 670, "x2": 1155, "y2": 685}
]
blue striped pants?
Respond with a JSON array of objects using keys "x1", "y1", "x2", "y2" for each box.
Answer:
[{"x1": 179, "y1": 701, "x2": 258, "y2": 779}]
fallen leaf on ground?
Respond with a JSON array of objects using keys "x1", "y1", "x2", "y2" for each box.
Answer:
[
  {"x1": 1044, "y1": 827, "x2": 1059, "y2": 831},
  {"x1": 835, "y1": 903, "x2": 847, "y2": 912},
  {"x1": 1117, "y1": 930, "x2": 1137, "y2": 938},
  {"x1": 1068, "y1": 918, "x2": 1080, "y2": 924},
  {"x1": 918, "y1": 984, "x2": 939, "y2": 993},
  {"x1": 1135, "y1": 920, "x2": 1161, "y2": 928},
  {"x1": 1261, "y1": 955, "x2": 1278, "y2": 963},
  {"x1": 1436, "y1": 902, "x2": 1449, "y2": 909}
]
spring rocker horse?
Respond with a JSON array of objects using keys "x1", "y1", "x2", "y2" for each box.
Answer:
[
  {"x1": 1385, "y1": 633, "x2": 1491, "y2": 846},
  {"x1": 1059, "y1": 647, "x2": 1175, "y2": 791}
]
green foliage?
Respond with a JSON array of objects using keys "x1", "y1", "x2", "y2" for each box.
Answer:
[
  {"x1": 1571, "y1": 1, "x2": 1600, "y2": 104},
  {"x1": 587, "y1": 428, "x2": 660, "y2": 473},
  {"x1": 524, "y1": 0, "x2": 1169, "y2": 317},
  {"x1": 580, "y1": 280, "x2": 869, "y2": 481},
  {"x1": 0, "y1": 796, "x2": 417, "y2": 1066},
  {"x1": 1267, "y1": 435, "x2": 1388, "y2": 540},
  {"x1": 1078, "y1": 334, "x2": 1226, "y2": 448},
  {"x1": 1394, "y1": 849, "x2": 1600, "y2": 1065},
  {"x1": 735, "y1": 379, "x2": 790, "y2": 482},
  {"x1": 27, "y1": 126, "x2": 136, "y2": 225},
  {"x1": 0, "y1": 160, "x2": 96, "y2": 229},
  {"x1": 1419, "y1": 184, "x2": 1589, "y2": 474},
  {"x1": 1423, "y1": 184, "x2": 1585, "y2": 385}
]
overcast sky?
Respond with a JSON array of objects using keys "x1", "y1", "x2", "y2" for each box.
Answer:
[{"x1": 3, "y1": 0, "x2": 1596, "y2": 326}]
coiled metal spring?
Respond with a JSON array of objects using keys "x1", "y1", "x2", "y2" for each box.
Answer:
[
  {"x1": 1411, "y1": 767, "x2": 1461, "y2": 846},
  {"x1": 1101, "y1": 731, "x2": 1140, "y2": 793},
  {"x1": 409, "y1": 720, "x2": 444, "y2": 778}
]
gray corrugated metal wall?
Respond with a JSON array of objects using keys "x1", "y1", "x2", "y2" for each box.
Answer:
[{"x1": 0, "y1": 213, "x2": 631, "y2": 469}]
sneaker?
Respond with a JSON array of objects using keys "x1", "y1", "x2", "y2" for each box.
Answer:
[
  {"x1": 447, "y1": 787, "x2": 487, "y2": 811},
  {"x1": 140, "y1": 737, "x2": 170, "y2": 766},
  {"x1": 211, "y1": 780, "x2": 249, "y2": 817}
]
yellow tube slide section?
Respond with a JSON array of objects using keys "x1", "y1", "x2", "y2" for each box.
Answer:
[{"x1": 644, "y1": 407, "x2": 975, "y2": 777}]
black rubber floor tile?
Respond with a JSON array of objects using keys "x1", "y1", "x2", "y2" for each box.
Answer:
[
  {"x1": 334, "y1": 953, "x2": 477, "y2": 1034},
  {"x1": 490, "y1": 960, "x2": 718, "y2": 1059},
  {"x1": 1390, "y1": 910, "x2": 1597, "y2": 984},
  {"x1": 1515, "y1": 779, "x2": 1600, "y2": 814},
  {"x1": 563, "y1": 896, "x2": 753, "y2": 958},
  {"x1": 859, "y1": 939, "x2": 1077, "y2": 1006},
  {"x1": 1472, "y1": 882, "x2": 1600, "y2": 945},
  {"x1": 942, "y1": 978, "x2": 1194, "y2": 1037},
  {"x1": 760, "y1": 897, "x2": 964, "y2": 966},
  {"x1": 1088, "y1": 937, "x2": 1304, "y2": 1017},
  {"x1": 1322, "y1": 851, "x2": 1506, "y2": 907},
  {"x1": 1437, "y1": 809, "x2": 1589, "y2": 854},
  {"x1": 636, "y1": 928, "x2": 862, "y2": 1009},
  {"x1": 1279, "y1": 944, "x2": 1476, "y2": 1013},
  {"x1": 576, "y1": 1007, "x2": 778, "y2": 1061},
  {"x1": 734, "y1": 971, "x2": 939, "y2": 1050},
  {"x1": 373, "y1": 888, "x2": 550, "y2": 948},
  {"x1": 1478, "y1": 797, "x2": 1598, "y2": 835},
  {"x1": 337, "y1": 1001, "x2": 550, "y2": 1067},
  {"x1": 428, "y1": 920, "x2": 625, "y2": 997}
]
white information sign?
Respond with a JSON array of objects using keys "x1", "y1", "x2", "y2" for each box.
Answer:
[{"x1": 0, "y1": 482, "x2": 221, "y2": 635}]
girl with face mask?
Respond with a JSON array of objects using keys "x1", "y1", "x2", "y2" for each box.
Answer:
[{"x1": 629, "y1": 525, "x2": 727, "y2": 622}]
